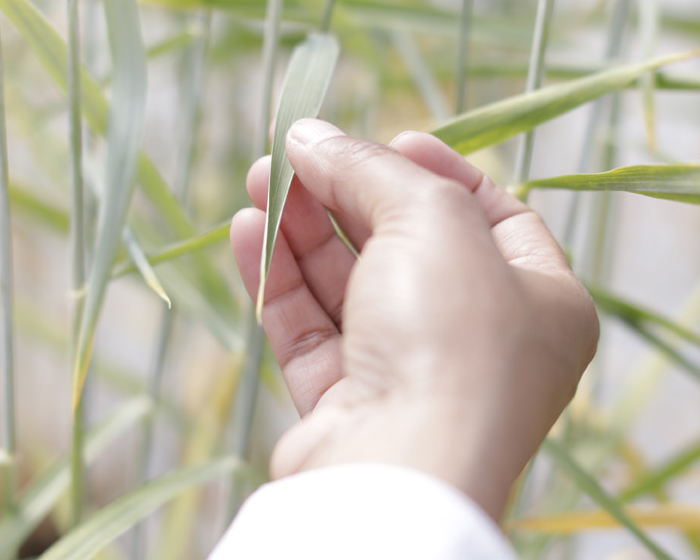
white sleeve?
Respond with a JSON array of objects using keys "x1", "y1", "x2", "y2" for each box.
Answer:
[{"x1": 207, "y1": 464, "x2": 519, "y2": 560}]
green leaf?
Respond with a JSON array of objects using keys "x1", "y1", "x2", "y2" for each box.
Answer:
[
  {"x1": 543, "y1": 439, "x2": 675, "y2": 560},
  {"x1": 8, "y1": 182, "x2": 70, "y2": 233},
  {"x1": 256, "y1": 33, "x2": 340, "y2": 320},
  {"x1": 112, "y1": 221, "x2": 230, "y2": 277},
  {"x1": 523, "y1": 163, "x2": 700, "y2": 204},
  {"x1": 0, "y1": 397, "x2": 152, "y2": 560},
  {"x1": 620, "y1": 438, "x2": 700, "y2": 503},
  {"x1": 123, "y1": 228, "x2": 172, "y2": 307},
  {"x1": 589, "y1": 286, "x2": 700, "y2": 348},
  {"x1": 37, "y1": 457, "x2": 242, "y2": 560},
  {"x1": 431, "y1": 50, "x2": 700, "y2": 155},
  {"x1": 72, "y1": 0, "x2": 147, "y2": 411},
  {"x1": 0, "y1": 0, "x2": 239, "y2": 343}
]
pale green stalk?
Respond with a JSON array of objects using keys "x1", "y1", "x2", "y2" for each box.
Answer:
[
  {"x1": 67, "y1": 0, "x2": 87, "y2": 527},
  {"x1": 506, "y1": 0, "x2": 556, "y2": 536},
  {"x1": 224, "y1": 0, "x2": 282, "y2": 525},
  {"x1": 320, "y1": 0, "x2": 337, "y2": 33},
  {"x1": 514, "y1": 3, "x2": 629, "y2": 557},
  {"x1": 513, "y1": 0, "x2": 555, "y2": 186},
  {"x1": 455, "y1": 0, "x2": 473, "y2": 115},
  {"x1": 639, "y1": 0, "x2": 659, "y2": 151},
  {"x1": 0, "y1": 24, "x2": 16, "y2": 519},
  {"x1": 132, "y1": 11, "x2": 211, "y2": 559},
  {"x1": 562, "y1": 0, "x2": 631, "y2": 248}
]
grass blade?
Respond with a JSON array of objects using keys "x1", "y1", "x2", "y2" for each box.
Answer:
[
  {"x1": 36, "y1": 457, "x2": 242, "y2": 560},
  {"x1": 0, "y1": 0, "x2": 238, "y2": 325},
  {"x1": 543, "y1": 439, "x2": 675, "y2": 560},
  {"x1": 522, "y1": 163, "x2": 700, "y2": 203},
  {"x1": 72, "y1": 0, "x2": 147, "y2": 410},
  {"x1": 0, "y1": 23, "x2": 16, "y2": 517},
  {"x1": 513, "y1": 504, "x2": 700, "y2": 533},
  {"x1": 112, "y1": 221, "x2": 229, "y2": 277},
  {"x1": 0, "y1": 397, "x2": 152, "y2": 560},
  {"x1": 123, "y1": 228, "x2": 171, "y2": 307},
  {"x1": 431, "y1": 50, "x2": 700, "y2": 155},
  {"x1": 590, "y1": 286, "x2": 700, "y2": 348},
  {"x1": 256, "y1": 33, "x2": 340, "y2": 320}
]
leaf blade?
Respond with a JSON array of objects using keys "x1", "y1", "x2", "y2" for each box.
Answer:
[
  {"x1": 431, "y1": 50, "x2": 700, "y2": 155},
  {"x1": 523, "y1": 163, "x2": 700, "y2": 204},
  {"x1": 256, "y1": 33, "x2": 340, "y2": 320}
]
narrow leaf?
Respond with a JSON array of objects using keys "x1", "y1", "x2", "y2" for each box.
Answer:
[
  {"x1": 256, "y1": 33, "x2": 340, "y2": 320},
  {"x1": 620, "y1": 439, "x2": 700, "y2": 503},
  {"x1": 112, "y1": 221, "x2": 230, "y2": 278},
  {"x1": 0, "y1": 0, "x2": 239, "y2": 332},
  {"x1": 123, "y1": 228, "x2": 171, "y2": 307},
  {"x1": 590, "y1": 286, "x2": 700, "y2": 348},
  {"x1": 523, "y1": 163, "x2": 700, "y2": 204},
  {"x1": 543, "y1": 439, "x2": 675, "y2": 560},
  {"x1": 37, "y1": 457, "x2": 242, "y2": 560},
  {"x1": 513, "y1": 504, "x2": 700, "y2": 533},
  {"x1": 0, "y1": 397, "x2": 152, "y2": 560},
  {"x1": 431, "y1": 50, "x2": 700, "y2": 155},
  {"x1": 72, "y1": 0, "x2": 147, "y2": 410}
]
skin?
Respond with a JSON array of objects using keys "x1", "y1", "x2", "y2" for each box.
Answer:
[{"x1": 231, "y1": 118, "x2": 599, "y2": 522}]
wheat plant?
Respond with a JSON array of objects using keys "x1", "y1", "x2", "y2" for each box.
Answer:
[{"x1": 0, "y1": 0, "x2": 699, "y2": 558}]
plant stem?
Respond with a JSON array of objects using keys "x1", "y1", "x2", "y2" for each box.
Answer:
[
  {"x1": 513, "y1": 0, "x2": 555, "y2": 186},
  {"x1": 224, "y1": 0, "x2": 282, "y2": 525},
  {"x1": 455, "y1": 0, "x2": 473, "y2": 115},
  {"x1": 67, "y1": 0, "x2": 87, "y2": 527},
  {"x1": 563, "y1": 0, "x2": 631, "y2": 249},
  {"x1": 0, "y1": 23, "x2": 16, "y2": 519},
  {"x1": 131, "y1": 10, "x2": 212, "y2": 559},
  {"x1": 320, "y1": 0, "x2": 337, "y2": 33}
]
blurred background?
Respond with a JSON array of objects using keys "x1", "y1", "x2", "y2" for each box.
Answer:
[{"x1": 0, "y1": 0, "x2": 699, "y2": 558}]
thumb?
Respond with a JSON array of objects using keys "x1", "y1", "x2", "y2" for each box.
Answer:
[{"x1": 285, "y1": 118, "x2": 480, "y2": 232}]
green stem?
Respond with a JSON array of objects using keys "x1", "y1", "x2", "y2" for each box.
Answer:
[
  {"x1": 320, "y1": 0, "x2": 337, "y2": 33},
  {"x1": 455, "y1": 0, "x2": 473, "y2": 115},
  {"x1": 513, "y1": 0, "x2": 555, "y2": 185},
  {"x1": 131, "y1": 10, "x2": 212, "y2": 560},
  {"x1": 224, "y1": 0, "x2": 282, "y2": 525},
  {"x1": 68, "y1": 0, "x2": 87, "y2": 527},
  {"x1": 0, "y1": 23, "x2": 16, "y2": 519},
  {"x1": 562, "y1": 0, "x2": 631, "y2": 250}
]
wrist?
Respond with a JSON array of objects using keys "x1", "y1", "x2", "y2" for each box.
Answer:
[{"x1": 272, "y1": 397, "x2": 519, "y2": 521}]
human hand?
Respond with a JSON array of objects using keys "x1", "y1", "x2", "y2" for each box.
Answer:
[{"x1": 231, "y1": 119, "x2": 599, "y2": 521}]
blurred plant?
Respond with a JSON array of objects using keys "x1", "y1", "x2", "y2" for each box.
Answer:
[{"x1": 0, "y1": 0, "x2": 698, "y2": 558}]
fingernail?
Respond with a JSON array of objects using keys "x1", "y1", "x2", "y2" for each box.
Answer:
[{"x1": 287, "y1": 118, "x2": 344, "y2": 146}]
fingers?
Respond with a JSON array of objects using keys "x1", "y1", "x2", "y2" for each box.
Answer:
[
  {"x1": 285, "y1": 119, "x2": 477, "y2": 234},
  {"x1": 246, "y1": 156, "x2": 355, "y2": 328},
  {"x1": 231, "y1": 208, "x2": 343, "y2": 415},
  {"x1": 387, "y1": 130, "x2": 572, "y2": 272}
]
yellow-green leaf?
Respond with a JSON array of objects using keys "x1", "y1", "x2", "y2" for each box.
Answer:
[
  {"x1": 512, "y1": 504, "x2": 700, "y2": 534},
  {"x1": 523, "y1": 163, "x2": 700, "y2": 204},
  {"x1": 431, "y1": 50, "x2": 700, "y2": 155},
  {"x1": 37, "y1": 457, "x2": 242, "y2": 560}
]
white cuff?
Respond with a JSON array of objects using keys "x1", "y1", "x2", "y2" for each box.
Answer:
[{"x1": 208, "y1": 464, "x2": 519, "y2": 560}]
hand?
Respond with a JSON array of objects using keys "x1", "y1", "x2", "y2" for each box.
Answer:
[{"x1": 231, "y1": 119, "x2": 599, "y2": 520}]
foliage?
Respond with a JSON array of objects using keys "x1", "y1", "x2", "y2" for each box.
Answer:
[{"x1": 0, "y1": 0, "x2": 698, "y2": 558}]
